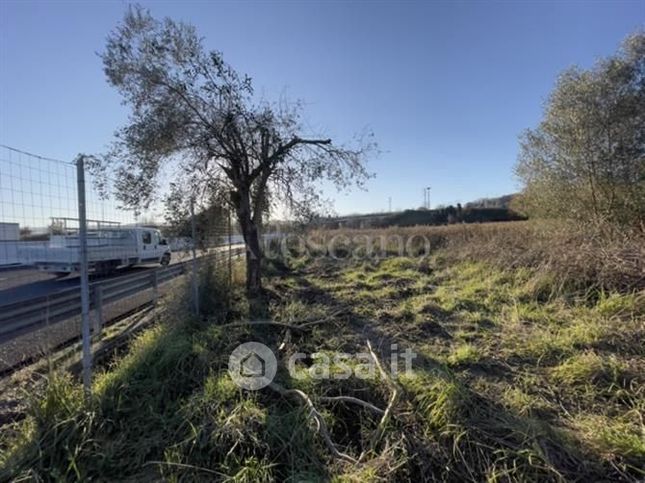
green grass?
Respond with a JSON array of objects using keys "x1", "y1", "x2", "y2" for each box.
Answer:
[
  {"x1": 1, "y1": 235, "x2": 643, "y2": 481},
  {"x1": 447, "y1": 343, "x2": 482, "y2": 366},
  {"x1": 270, "y1": 252, "x2": 644, "y2": 480},
  {"x1": 574, "y1": 412, "x2": 645, "y2": 469},
  {"x1": 549, "y1": 351, "x2": 627, "y2": 386}
]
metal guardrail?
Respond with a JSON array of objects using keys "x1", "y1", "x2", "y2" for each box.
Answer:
[{"x1": 0, "y1": 247, "x2": 245, "y2": 343}]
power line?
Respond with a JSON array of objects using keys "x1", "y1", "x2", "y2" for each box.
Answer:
[{"x1": 0, "y1": 143, "x2": 74, "y2": 166}]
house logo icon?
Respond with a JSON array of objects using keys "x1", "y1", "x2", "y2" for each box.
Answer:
[
  {"x1": 240, "y1": 352, "x2": 265, "y2": 378},
  {"x1": 228, "y1": 342, "x2": 277, "y2": 390}
]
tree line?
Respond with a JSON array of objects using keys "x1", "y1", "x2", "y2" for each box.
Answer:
[{"x1": 515, "y1": 31, "x2": 644, "y2": 229}]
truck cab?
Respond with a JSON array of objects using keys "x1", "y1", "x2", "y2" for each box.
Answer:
[{"x1": 137, "y1": 228, "x2": 171, "y2": 265}]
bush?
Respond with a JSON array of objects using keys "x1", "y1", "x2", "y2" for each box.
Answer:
[{"x1": 515, "y1": 31, "x2": 645, "y2": 227}]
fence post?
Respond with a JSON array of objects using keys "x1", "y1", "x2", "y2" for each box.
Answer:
[
  {"x1": 190, "y1": 198, "x2": 199, "y2": 316},
  {"x1": 94, "y1": 285, "x2": 104, "y2": 336},
  {"x1": 151, "y1": 270, "x2": 159, "y2": 307},
  {"x1": 76, "y1": 155, "x2": 92, "y2": 396},
  {"x1": 228, "y1": 209, "x2": 233, "y2": 286}
]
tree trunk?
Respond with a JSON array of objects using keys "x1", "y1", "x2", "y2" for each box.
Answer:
[
  {"x1": 235, "y1": 189, "x2": 263, "y2": 298},
  {"x1": 243, "y1": 221, "x2": 263, "y2": 297}
]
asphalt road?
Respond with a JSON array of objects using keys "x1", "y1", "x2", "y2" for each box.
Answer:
[{"x1": 0, "y1": 245, "x2": 242, "y2": 306}]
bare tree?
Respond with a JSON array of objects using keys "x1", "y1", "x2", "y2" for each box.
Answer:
[{"x1": 97, "y1": 6, "x2": 374, "y2": 298}]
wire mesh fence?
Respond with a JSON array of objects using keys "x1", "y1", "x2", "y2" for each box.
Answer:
[{"x1": 0, "y1": 144, "x2": 243, "y2": 391}]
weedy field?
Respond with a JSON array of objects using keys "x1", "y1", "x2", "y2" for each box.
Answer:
[{"x1": 1, "y1": 221, "x2": 643, "y2": 482}]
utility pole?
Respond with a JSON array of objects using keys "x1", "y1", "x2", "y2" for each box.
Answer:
[
  {"x1": 426, "y1": 187, "x2": 431, "y2": 210},
  {"x1": 388, "y1": 197, "x2": 392, "y2": 212}
]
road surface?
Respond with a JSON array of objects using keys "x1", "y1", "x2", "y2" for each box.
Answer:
[{"x1": 0, "y1": 245, "x2": 242, "y2": 306}]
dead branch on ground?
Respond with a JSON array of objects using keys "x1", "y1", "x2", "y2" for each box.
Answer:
[
  {"x1": 267, "y1": 381, "x2": 359, "y2": 464},
  {"x1": 220, "y1": 308, "x2": 347, "y2": 333},
  {"x1": 360, "y1": 339, "x2": 400, "y2": 462}
]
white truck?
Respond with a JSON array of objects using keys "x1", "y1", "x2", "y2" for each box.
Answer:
[{"x1": 19, "y1": 227, "x2": 171, "y2": 276}]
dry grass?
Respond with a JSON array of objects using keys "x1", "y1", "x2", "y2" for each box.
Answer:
[
  {"x1": 304, "y1": 220, "x2": 645, "y2": 296},
  {"x1": 1, "y1": 222, "x2": 643, "y2": 481},
  {"x1": 267, "y1": 250, "x2": 643, "y2": 480}
]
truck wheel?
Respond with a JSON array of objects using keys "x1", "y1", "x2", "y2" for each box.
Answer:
[{"x1": 161, "y1": 253, "x2": 171, "y2": 266}]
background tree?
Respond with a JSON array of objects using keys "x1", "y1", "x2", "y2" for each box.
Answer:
[
  {"x1": 19, "y1": 226, "x2": 32, "y2": 239},
  {"x1": 48, "y1": 220, "x2": 65, "y2": 235},
  {"x1": 164, "y1": 188, "x2": 232, "y2": 250},
  {"x1": 515, "y1": 31, "x2": 644, "y2": 228},
  {"x1": 98, "y1": 7, "x2": 373, "y2": 298}
]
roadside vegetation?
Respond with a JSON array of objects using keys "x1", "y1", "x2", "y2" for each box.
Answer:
[{"x1": 1, "y1": 221, "x2": 643, "y2": 481}]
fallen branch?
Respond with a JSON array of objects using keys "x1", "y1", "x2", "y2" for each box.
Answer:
[
  {"x1": 219, "y1": 319, "x2": 331, "y2": 332},
  {"x1": 143, "y1": 460, "x2": 227, "y2": 477},
  {"x1": 360, "y1": 339, "x2": 399, "y2": 461},
  {"x1": 277, "y1": 326, "x2": 292, "y2": 351},
  {"x1": 319, "y1": 395, "x2": 385, "y2": 415},
  {"x1": 267, "y1": 381, "x2": 358, "y2": 464},
  {"x1": 220, "y1": 308, "x2": 347, "y2": 333}
]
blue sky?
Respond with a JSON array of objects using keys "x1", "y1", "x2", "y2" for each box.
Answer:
[{"x1": 1, "y1": 1, "x2": 643, "y2": 217}]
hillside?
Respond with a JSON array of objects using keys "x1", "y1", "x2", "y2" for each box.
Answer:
[{"x1": 318, "y1": 204, "x2": 525, "y2": 229}]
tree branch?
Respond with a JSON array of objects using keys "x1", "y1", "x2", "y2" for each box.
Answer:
[
  {"x1": 360, "y1": 339, "x2": 399, "y2": 461},
  {"x1": 217, "y1": 309, "x2": 346, "y2": 331},
  {"x1": 267, "y1": 382, "x2": 358, "y2": 464},
  {"x1": 319, "y1": 395, "x2": 385, "y2": 415}
]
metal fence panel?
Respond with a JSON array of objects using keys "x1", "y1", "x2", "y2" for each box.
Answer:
[{"x1": 0, "y1": 144, "x2": 242, "y2": 386}]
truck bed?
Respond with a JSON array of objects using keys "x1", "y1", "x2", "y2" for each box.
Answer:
[{"x1": 18, "y1": 238, "x2": 139, "y2": 272}]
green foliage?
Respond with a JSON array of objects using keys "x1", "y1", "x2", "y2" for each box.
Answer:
[
  {"x1": 98, "y1": 6, "x2": 374, "y2": 296},
  {"x1": 197, "y1": 258, "x2": 236, "y2": 319},
  {"x1": 516, "y1": 31, "x2": 645, "y2": 226}
]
